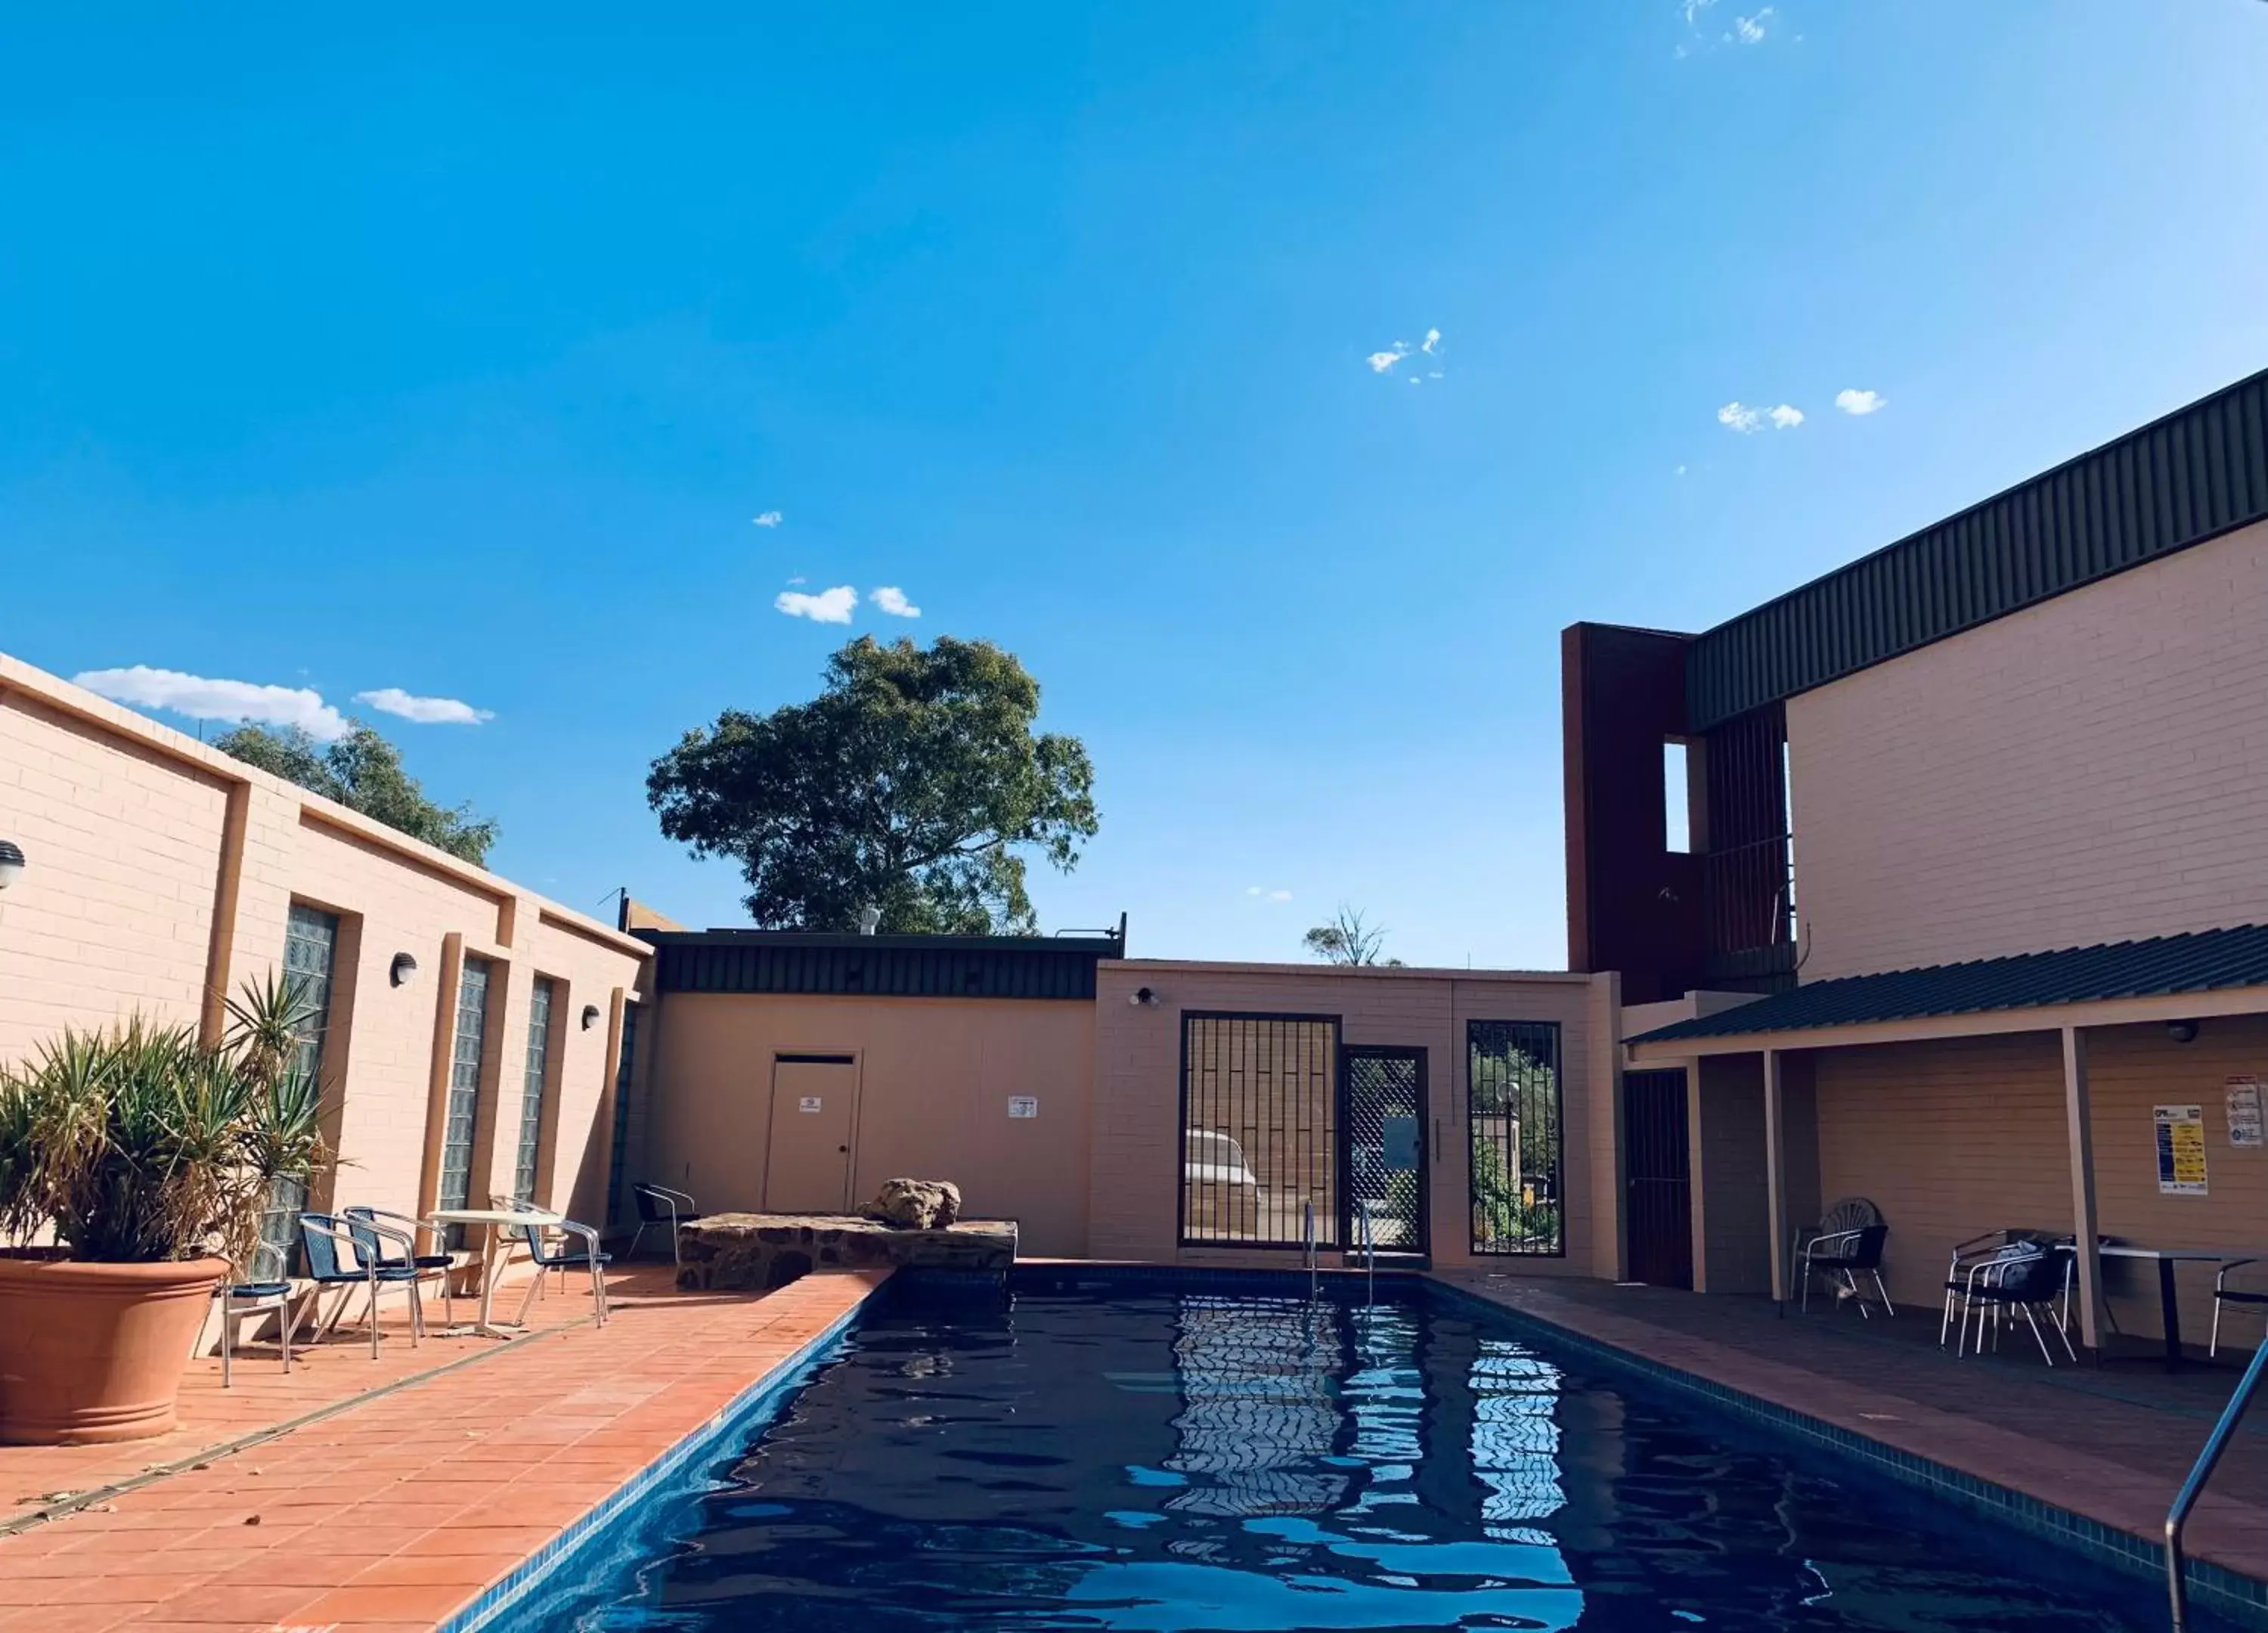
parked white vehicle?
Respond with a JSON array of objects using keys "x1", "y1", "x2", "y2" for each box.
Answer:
[{"x1": 1184, "y1": 1129, "x2": 1259, "y2": 1190}]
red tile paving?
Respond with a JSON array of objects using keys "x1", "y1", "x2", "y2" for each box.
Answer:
[
  {"x1": 1439, "y1": 1270, "x2": 2268, "y2": 1592},
  {"x1": 0, "y1": 1266, "x2": 887, "y2": 1631}
]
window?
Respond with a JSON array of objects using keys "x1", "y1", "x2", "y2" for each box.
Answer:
[
  {"x1": 265, "y1": 903, "x2": 340, "y2": 1265},
  {"x1": 1180, "y1": 1013, "x2": 1337, "y2": 1247},
  {"x1": 1663, "y1": 740, "x2": 1691, "y2": 854},
  {"x1": 437, "y1": 956, "x2": 492, "y2": 1229},
  {"x1": 1467, "y1": 1021, "x2": 1563, "y2": 1256},
  {"x1": 606, "y1": 1003, "x2": 638, "y2": 1226},
  {"x1": 513, "y1": 976, "x2": 556, "y2": 1204}
]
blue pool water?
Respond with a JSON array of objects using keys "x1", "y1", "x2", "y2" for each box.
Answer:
[{"x1": 519, "y1": 1280, "x2": 2211, "y2": 1631}]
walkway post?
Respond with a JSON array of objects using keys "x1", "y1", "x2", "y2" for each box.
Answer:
[
  {"x1": 2061, "y1": 1025, "x2": 2106, "y2": 1353},
  {"x1": 1763, "y1": 1049, "x2": 1789, "y2": 1306}
]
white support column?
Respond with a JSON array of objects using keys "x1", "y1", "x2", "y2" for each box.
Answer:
[
  {"x1": 2062, "y1": 1025, "x2": 2105, "y2": 1351},
  {"x1": 1764, "y1": 1048, "x2": 1789, "y2": 1303}
]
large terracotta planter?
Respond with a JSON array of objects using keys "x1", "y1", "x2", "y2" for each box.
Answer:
[{"x1": 0, "y1": 1253, "x2": 227, "y2": 1445}]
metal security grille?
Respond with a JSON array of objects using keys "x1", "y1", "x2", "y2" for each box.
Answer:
[
  {"x1": 1181, "y1": 1014, "x2": 1338, "y2": 1247},
  {"x1": 437, "y1": 957, "x2": 491, "y2": 1232},
  {"x1": 265, "y1": 903, "x2": 340, "y2": 1267},
  {"x1": 1341, "y1": 1049, "x2": 1426, "y2": 1255},
  {"x1": 1623, "y1": 1068, "x2": 1693, "y2": 1289},
  {"x1": 1467, "y1": 1021, "x2": 1563, "y2": 1257},
  {"x1": 606, "y1": 1002, "x2": 638, "y2": 1226},
  {"x1": 513, "y1": 976, "x2": 554, "y2": 1203}
]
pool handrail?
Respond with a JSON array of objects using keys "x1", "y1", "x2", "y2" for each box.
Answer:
[{"x1": 2167, "y1": 1332, "x2": 2268, "y2": 1630}]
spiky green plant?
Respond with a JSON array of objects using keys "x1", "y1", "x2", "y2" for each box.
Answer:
[{"x1": 0, "y1": 977, "x2": 333, "y2": 1266}]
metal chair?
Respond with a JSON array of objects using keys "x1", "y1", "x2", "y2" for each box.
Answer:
[
  {"x1": 629, "y1": 1182, "x2": 701, "y2": 1264},
  {"x1": 1961, "y1": 1241, "x2": 2078, "y2": 1365},
  {"x1": 1799, "y1": 1222, "x2": 1892, "y2": 1317},
  {"x1": 2212, "y1": 1258, "x2": 2268, "y2": 1358},
  {"x1": 296, "y1": 1212, "x2": 426, "y2": 1359},
  {"x1": 344, "y1": 1204, "x2": 455, "y2": 1327},
  {"x1": 1793, "y1": 1197, "x2": 1881, "y2": 1297},
  {"x1": 513, "y1": 1212, "x2": 611, "y2": 1328},
  {"x1": 212, "y1": 1236, "x2": 295, "y2": 1387}
]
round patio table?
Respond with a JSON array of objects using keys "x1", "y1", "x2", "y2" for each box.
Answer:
[{"x1": 425, "y1": 1206, "x2": 561, "y2": 1337}]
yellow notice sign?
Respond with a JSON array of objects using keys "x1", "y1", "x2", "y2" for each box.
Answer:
[{"x1": 2156, "y1": 1103, "x2": 2208, "y2": 1195}]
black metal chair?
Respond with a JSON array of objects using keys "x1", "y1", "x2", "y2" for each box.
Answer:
[
  {"x1": 344, "y1": 1204, "x2": 454, "y2": 1328},
  {"x1": 1961, "y1": 1241, "x2": 2077, "y2": 1365},
  {"x1": 2211, "y1": 1257, "x2": 2268, "y2": 1358},
  {"x1": 630, "y1": 1182, "x2": 701, "y2": 1264},
  {"x1": 1796, "y1": 1198, "x2": 1891, "y2": 1317}
]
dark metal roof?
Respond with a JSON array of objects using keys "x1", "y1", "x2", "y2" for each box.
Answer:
[
  {"x1": 1628, "y1": 923, "x2": 2268, "y2": 1046},
  {"x1": 640, "y1": 928, "x2": 1123, "y2": 1001},
  {"x1": 1687, "y1": 368, "x2": 2268, "y2": 730}
]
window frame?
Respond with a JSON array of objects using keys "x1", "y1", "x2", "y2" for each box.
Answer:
[
  {"x1": 1465, "y1": 1019, "x2": 1566, "y2": 1259},
  {"x1": 1176, "y1": 1009, "x2": 1343, "y2": 1251}
]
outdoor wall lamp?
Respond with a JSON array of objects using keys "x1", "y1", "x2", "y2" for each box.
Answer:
[
  {"x1": 581, "y1": 1003, "x2": 602, "y2": 1030},
  {"x1": 0, "y1": 840, "x2": 23, "y2": 891},
  {"x1": 2167, "y1": 1019, "x2": 2201, "y2": 1044},
  {"x1": 390, "y1": 952, "x2": 420, "y2": 989},
  {"x1": 1130, "y1": 986, "x2": 1159, "y2": 1007}
]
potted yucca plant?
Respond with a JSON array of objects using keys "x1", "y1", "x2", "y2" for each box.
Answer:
[{"x1": 0, "y1": 975, "x2": 330, "y2": 1445}]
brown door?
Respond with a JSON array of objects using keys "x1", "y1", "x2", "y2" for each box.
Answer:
[{"x1": 764, "y1": 1055, "x2": 858, "y2": 1213}]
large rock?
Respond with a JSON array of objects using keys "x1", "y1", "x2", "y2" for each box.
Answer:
[
  {"x1": 676, "y1": 1211, "x2": 1015, "y2": 1292},
  {"x1": 862, "y1": 1177, "x2": 962, "y2": 1229}
]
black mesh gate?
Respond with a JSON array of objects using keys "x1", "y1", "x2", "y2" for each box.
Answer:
[{"x1": 1340, "y1": 1047, "x2": 1427, "y2": 1257}]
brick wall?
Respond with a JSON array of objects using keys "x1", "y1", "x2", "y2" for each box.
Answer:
[{"x1": 1786, "y1": 516, "x2": 2268, "y2": 980}]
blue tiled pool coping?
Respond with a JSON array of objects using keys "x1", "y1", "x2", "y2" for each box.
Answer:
[{"x1": 432, "y1": 1282, "x2": 881, "y2": 1633}]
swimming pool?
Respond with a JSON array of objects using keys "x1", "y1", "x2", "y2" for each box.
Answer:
[{"x1": 510, "y1": 1278, "x2": 2213, "y2": 1631}]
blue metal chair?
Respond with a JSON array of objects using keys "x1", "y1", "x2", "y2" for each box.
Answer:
[
  {"x1": 213, "y1": 1232, "x2": 295, "y2": 1387},
  {"x1": 344, "y1": 1205, "x2": 455, "y2": 1328},
  {"x1": 513, "y1": 1210, "x2": 611, "y2": 1328},
  {"x1": 295, "y1": 1212, "x2": 426, "y2": 1359}
]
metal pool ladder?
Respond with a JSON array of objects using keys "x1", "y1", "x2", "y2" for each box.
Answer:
[{"x1": 2167, "y1": 1336, "x2": 2268, "y2": 1629}]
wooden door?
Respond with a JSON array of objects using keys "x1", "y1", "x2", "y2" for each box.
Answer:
[{"x1": 764, "y1": 1055, "x2": 858, "y2": 1214}]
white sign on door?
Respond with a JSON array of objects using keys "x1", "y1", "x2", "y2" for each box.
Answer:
[
  {"x1": 798, "y1": 1095, "x2": 824, "y2": 1114},
  {"x1": 1007, "y1": 1095, "x2": 1039, "y2": 1119}
]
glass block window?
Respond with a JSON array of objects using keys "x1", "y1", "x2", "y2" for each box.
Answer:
[
  {"x1": 1467, "y1": 1021, "x2": 1564, "y2": 1257},
  {"x1": 513, "y1": 976, "x2": 556, "y2": 1204},
  {"x1": 264, "y1": 903, "x2": 341, "y2": 1269},
  {"x1": 437, "y1": 956, "x2": 492, "y2": 1227},
  {"x1": 606, "y1": 1002, "x2": 638, "y2": 1226}
]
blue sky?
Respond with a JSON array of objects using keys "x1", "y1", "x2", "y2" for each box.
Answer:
[{"x1": 5, "y1": 3, "x2": 2266, "y2": 967}]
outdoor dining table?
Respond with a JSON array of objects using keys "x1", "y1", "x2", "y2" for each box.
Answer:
[
  {"x1": 425, "y1": 1205, "x2": 561, "y2": 1338},
  {"x1": 2064, "y1": 1243, "x2": 2235, "y2": 1369}
]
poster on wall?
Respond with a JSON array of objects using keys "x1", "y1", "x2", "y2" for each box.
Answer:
[
  {"x1": 2156, "y1": 1103, "x2": 2210, "y2": 1195},
  {"x1": 2228, "y1": 1079, "x2": 2266, "y2": 1149}
]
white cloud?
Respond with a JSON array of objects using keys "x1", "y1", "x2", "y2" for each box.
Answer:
[
  {"x1": 1366, "y1": 342, "x2": 1410, "y2": 373},
  {"x1": 1245, "y1": 886, "x2": 1294, "y2": 903},
  {"x1": 1676, "y1": 463, "x2": 1689, "y2": 476},
  {"x1": 73, "y1": 665, "x2": 350, "y2": 740},
  {"x1": 1421, "y1": 327, "x2": 1442, "y2": 355},
  {"x1": 872, "y1": 586, "x2": 922, "y2": 618},
  {"x1": 1836, "y1": 388, "x2": 1886, "y2": 416},
  {"x1": 1734, "y1": 7, "x2": 1771, "y2": 42},
  {"x1": 786, "y1": 575, "x2": 807, "y2": 586},
  {"x1": 776, "y1": 585, "x2": 858, "y2": 623},
  {"x1": 751, "y1": 510, "x2": 783, "y2": 528},
  {"x1": 1717, "y1": 401, "x2": 1763, "y2": 433},
  {"x1": 355, "y1": 687, "x2": 494, "y2": 726},
  {"x1": 1681, "y1": 0, "x2": 1716, "y2": 21},
  {"x1": 1767, "y1": 403, "x2": 1804, "y2": 429}
]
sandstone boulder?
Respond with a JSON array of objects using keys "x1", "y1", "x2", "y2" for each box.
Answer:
[
  {"x1": 862, "y1": 1176, "x2": 962, "y2": 1230},
  {"x1": 674, "y1": 1211, "x2": 1015, "y2": 1291}
]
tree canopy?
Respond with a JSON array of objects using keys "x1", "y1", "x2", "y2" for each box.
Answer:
[
  {"x1": 215, "y1": 722, "x2": 499, "y2": 866},
  {"x1": 648, "y1": 636, "x2": 1098, "y2": 934},
  {"x1": 1303, "y1": 904, "x2": 1403, "y2": 966}
]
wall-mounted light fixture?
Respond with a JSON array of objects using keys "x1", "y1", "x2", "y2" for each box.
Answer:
[
  {"x1": 858, "y1": 905, "x2": 881, "y2": 936},
  {"x1": 581, "y1": 1003, "x2": 602, "y2": 1030},
  {"x1": 1129, "y1": 985, "x2": 1159, "y2": 1008},
  {"x1": 0, "y1": 840, "x2": 25, "y2": 891},
  {"x1": 2167, "y1": 1018, "x2": 2201, "y2": 1045},
  {"x1": 390, "y1": 952, "x2": 420, "y2": 989}
]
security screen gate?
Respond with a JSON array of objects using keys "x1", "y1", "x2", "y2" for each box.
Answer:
[
  {"x1": 1340, "y1": 1047, "x2": 1427, "y2": 1257},
  {"x1": 1623, "y1": 1068, "x2": 1693, "y2": 1289}
]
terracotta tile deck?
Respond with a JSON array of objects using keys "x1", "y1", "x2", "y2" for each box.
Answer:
[
  {"x1": 0, "y1": 1265, "x2": 888, "y2": 1631},
  {"x1": 1439, "y1": 1271, "x2": 2268, "y2": 1594}
]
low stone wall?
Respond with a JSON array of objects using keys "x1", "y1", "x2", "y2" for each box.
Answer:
[{"x1": 676, "y1": 1212, "x2": 1018, "y2": 1291}]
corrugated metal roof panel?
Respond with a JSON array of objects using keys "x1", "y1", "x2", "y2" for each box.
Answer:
[
  {"x1": 1687, "y1": 369, "x2": 2268, "y2": 730},
  {"x1": 643, "y1": 928, "x2": 1120, "y2": 1001},
  {"x1": 1627, "y1": 923, "x2": 2268, "y2": 1046}
]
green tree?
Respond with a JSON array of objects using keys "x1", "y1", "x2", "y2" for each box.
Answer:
[
  {"x1": 648, "y1": 635, "x2": 1099, "y2": 933},
  {"x1": 1303, "y1": 904, "x2": 1403, "y2": 965},
  {"x1": 215, "y1": 722, "x2": 498, "y2": 866}
]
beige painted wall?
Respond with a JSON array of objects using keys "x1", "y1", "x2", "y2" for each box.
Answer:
[
  {"x1": 1786, "y1": 516, "x2": 2268, "y2": 980},
  {"x1": 1800, "y1": 1017, "x2": 2268, "y2": 1340},
  {"x1": 642, "y1": 992, "x2": 1097, "y2": 1256},
  {"x1": 0, "y1": 652, "x2": 651, "y2": 1242},
  {"x1": 1090, "y1": 960, "x2": 1613, "y2": 1275}
]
